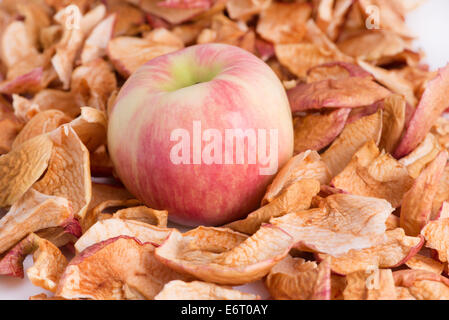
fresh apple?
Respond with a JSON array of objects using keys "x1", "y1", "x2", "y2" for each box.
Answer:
[{"x1": 108, "y1": 43, "x2": 293, "y2": 226}]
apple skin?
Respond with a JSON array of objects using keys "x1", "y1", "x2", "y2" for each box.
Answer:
[{"x1": 108, "y1": 43, "x2": 293, "y2": 226}]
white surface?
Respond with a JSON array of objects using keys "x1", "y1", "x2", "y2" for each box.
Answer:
[{"x1": 1, "y1": 1, "x2": 449, "y2": 300}]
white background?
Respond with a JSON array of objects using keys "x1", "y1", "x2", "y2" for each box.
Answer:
[{"x1": 1, "y1": 0, "x2": 449, "y2": 300}]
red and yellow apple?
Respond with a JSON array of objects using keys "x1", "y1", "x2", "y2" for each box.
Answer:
[{"x1": 108, "y1": 44, "x2": 293, "y2": 226}]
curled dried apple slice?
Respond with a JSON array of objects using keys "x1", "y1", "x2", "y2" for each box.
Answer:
[
  {"x1": 394, "y1": 64, "x2": 449, "y2": 158},
  {"x1": 0, "y1": 21, "x2": 38, "y2": 68},
  {"x1": 113, "y1": 206, "x2": 168, "y2": 228},
  {"x1": 155, "y1": 280, "x2": 259, "y2": 300},
  {"x1": 287, "y1": 77, "x2": 390, "y2": 113},
  {"x1": 107, "y1": 30, "x2": 184, "y2": 78},
  {"x1": 270, "y1": 194, "x2": 393, "y2": 256},
  {"x1": 0, "y1": 134, "x2": 53, "y2": 207},
  {"x1": 158, "y1": 0, "x2": 213, "y2": 9},
  {"x1": 69, "y1": 107, "x2": 107, "y2": 152},
  {"x1": 108, "y1": 1, "x2": 145, "y2": 37},
  {"x1": 138, "y1": 0, "x2": 208, "y2": 24},
  {"x1": 318, "y1": 228, "x2": 423, "y2": 275},
  {"x1": 0, "y1": 189, "x2": 73, "y2": 255},
  {"x1": 380, "y1": 94, "x2": 406, "y2": 154},
  {"x1": 400, "y1": 151, "x2": 448, "y2": 236},
  {"x1": 225, "y1": 179, "x2": 320, "y2": 235},
  {"x1": 12, "y1": 110, "x2": 72, "y2": 149},
  {"x1": 0, "y1": 233, "x2": 67, "y2": 292},
  {"x1": 263, "y1": 150, "x2": 331, "y2": 204},
  {"x1": 293, "y1": 108, "x2": 351, "y2": 154},
  {"x1": 75, "y1": 218, "x2": 171, "y2": 253},
  {"x1": 399, "y1": 133, "x2": 442, "y2": 179},
  {"x1": 306, "y1": 62, "x2": 372, "y2": 83},
  {"x1": 0, "y1": 67, "x2": 44, "y2": 95},
  {"x1": 421, "y1": 203, "x2": 449, "y2": 263},
  {"x1": 28, "y1": 89, "x2": 85, "y2": 118},
  {"x1": 322, "y1": 110, "x2": 383, "y2": 177},
  {"x1": 34, "y1": 126, "x2": 91, "y2": 220},
  {"x1": 0, "y1": 113, "x2": 23, "y2": 155},
  {"x1": 57, "y1": 236, "x2": 190, "y2": 300},
  {"x1": 155, "y1": 225, "x2": 293, "y2": 285},
  {"x1": 265, "y1": 255, "x2": 331, "y2": 300},
  {"x1": 405, "y1": 254, "x2": 444, "y2": 275},
  {"x1": 343, "y1": 269, "x2": 397, "y2": 300},
  {"x1": 84, "y1": 199, "x2": 142, "y2": 230},
  {"x1": 81, "y1": 14, "x2": 117, "y2": 64},
  {"x1": 432, "y1": 166, "x2": 449, "y2": 220},
  {"x1": 256, "y1": 1, "x2": 311, "y2": 44},
  {"x1": 393, "y1": 269, "x2": 449, "y2": 300},
  {"x1": 331, "y1": 140, "x2": 413, "y2": 208}
]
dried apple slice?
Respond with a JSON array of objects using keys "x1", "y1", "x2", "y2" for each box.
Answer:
[
  {"x1": 81, "y1": 14, "x2": 117, "y2": 64},
  {"x1": 393, "y1": 269, "x2": 449, "y2": 300},
  {"x1": 75, "y1": 218, "x2": 171, "y2": 253},
  {"x1": 226, "y1": 0, "x2": 270, "y2": 20},
  {"x1": 331, "y1": 140, "x2": 413, "y2": 208},
  {"x1": 34, "y1": 126, "x2": 91, "y2": 220},
  {"x1": 256, "y1": 1, "x2": 311, "y2": 44},
  {"x1": 358, "y1": 60, "x2": 417, "y2": 107},
  {"x1": 421, "y1": 203, "x2": 449, "y2": 263},
  {"x1": 265, "y1": 255, "x2": 331, "y2": 300},
  {"x1": 0, "y1": 134, "x2": 53, "y2": 207},
  {"x1": 69, "y1": 107, "x2": 108, "y2": 152},
  {"x1": 318, "y1": 228, "x2": 423, "y2": 275},
  {"x1": 108, "y1": 30, "x2": 183, "y2": 78},
  {"x1": 431, "y1": 117, "x2": 449, "y2": 149},
  {"x1": 398, "y1": 133, "x2": 442, "y2": 179},
  {"x1": 0, "y1": 113, "x2": 23, "y2": 155},
  {"x1": 12, "y1": 110, "x2": 72, "y2": 149},
  {"x1": 322, "y1": 110, "x2": 383, "y2": 177},
  {"x1": 432, "y1": 166, "x2": 449, "y2": 220},
  {"x1": 406, "y1": 254, "x2": 444, "y2": 275},
  {"x1": 400, "y1": 151, "x2": 448, "y2": 236},
  {"x1": 343, "y1": 269, "x2": 397, "y2": 300},
  {"x1": 306, "y1": 62, "x2": 372, "y2": 83},
  {"x1": 394, "y1": 64, "x2": 449, "y2": 158},
  {"x1": 155, "y1": 225, "x2": 293, "y2": 285},
  {"x1": 29, "y1": 89, "x2": 86, "y2": 118},
  {"x1": 270, "y1": 194, "x2": 393, "y2": 256},
  {"x1": 0, "y1": 67, "x2": 44, "y2": 95},
  {"x1": 0, "y1": 233, "x2": 67, "y2": 292},
  {"x1": 380, "y1": 94, "x2": 406, "y2": 154},
  {"x1": 293, "y1": 108, "x2": 351, "y2": 154},
  {"x1": 113, "y1": 206, "x2": 168, "y2": 228},
  {"x1": 155, "y1": 280, "x2": 259, "y2": 300},
  {"x1": 107, "y1": 1, "x2": 145, "y2": 37},
  {"x1": 287, "y1": 77, "x2": 390, "y2": 113},
  {"x1": 57, "y1": 236, "x2": 190, "y2": 300},
  {"x1": 225, "y1": 179, "x2": 320, "y2": 235},
  {"x1": 263, "y1": 150, "x2": 331, "y2": 204},
  {"x1": 0, "y1": 189, "x2": 73, "y2": 254},
  {"x1": 138, "y1": 0, "x2": 207, "y2": 25},
  {"x1": 0, "y1": 21, "x2": 38, "y2": 68}
]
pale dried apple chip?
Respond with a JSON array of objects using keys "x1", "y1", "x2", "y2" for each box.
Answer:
[
  {"x1": 380, "y1": 94, "x2": 406, "y2": 154},
  {"x1": 343, "y1": 269, "x2": 397, "y2": 300},
  {"x1": 421, "y1": 204, "x2": 449, "y2": 263},
  {"x1": 138, "y1": 0, "x2": 207, "y2": 25},
  {"x1": 0, "y1": 233, "x2": 67, "y2": 293},
  {"x1": 263, "y1": 150, "x2": 331, "y2": 204},
  {"x1": 293, "y1": 108, "x2": 351, "y2": 154},
  {"x1": 0, "y1": 21, "x2": 38, "y2": 68},
  {"x1": 287, "y1": 77, "x2": 390, "y2": 113},
  {"x1": 271, "y1": 194, "x2": 393, "y2": 256},
  {"x1": 107, "y1": 1, "x2": 145, "y2": 37},
  {"x1": 108, "y1": 30, "x2": 184, "y2": 77},
  {"x1": 30, "y1": 89, "x2": 86, "y2": 118},
  {"x1": 400, "y1": 151, "x2": 448, "y2": 236},
  {"x1": 394, "y1": 269, "x2": 449, "y2": 300},
  {"x1": 81, "y1": 14, "x2": 117, "y2": 64},
  {"x1": 394, "y1": 64, "x2": 449, "y2": 158},
  {"x1": 34, "y1": 126, "x2": 91, "y2": 220},
  {"x1": 155, "y1": 280, "x2": 259, "y2": 300},
  {"x1": 0, "y1": 189, "x2": 73, "y2": 255},
  {"x1": 75, "y1": 218, "x2": 171, "y2": 253},
  {"x1": 256, "y1": 1, "x2": 311, "y2": 44},
  {"x1": 432, "y1": 166, "x2": 449, "y2": 220},
  {"x1": 114, "y1": 206, "x2": 168, "y2": 228},
  {"x1": 0, "y1": 134, "x2": 53, "y2": 207},
  {"x1": 331, "y1": 140, "x2": 413, "y2": 208},
  {"x1": 406, "y1": 254, "x2": 444, "y2": 275},
  {"x1": 225, "y1": 179, "x2": 320, "y2": 235},
  {"x1": 69, "y1": 107, "x2": 107, "y2": 152},
  {"x1": 322, "y1": 110, "x2": 383, "y2": 177},
  {"x1": 226, "y1": 0, "x2": 270, "y2": 20},
  {"x1": 51, "y1": 7, "x2": 85, "y2": 89},
  {"x1": 12, "y1": 110, "x2": 72, "y2": 149},
  {"x1": 318, "y1": 228, "x2": 423, "y2": 275},
  {"x1": 155, "y1": 225, "x2": 293, "y2": 285},
  {"x1": 58, "y1": 236, "x2": 190, "y2": 300},
  {"x1": 399, "y1": 133, "x2": 442, "y2": 179},
  {"x1": 431, "y1": 117, "x2": 449, "y2": 149},
  {"x1": 265, "y1": 255, "x2": 331, "y2": 300},
  {"x1": 0, "y1": 114, "x2": 23, "y2": 155}
]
